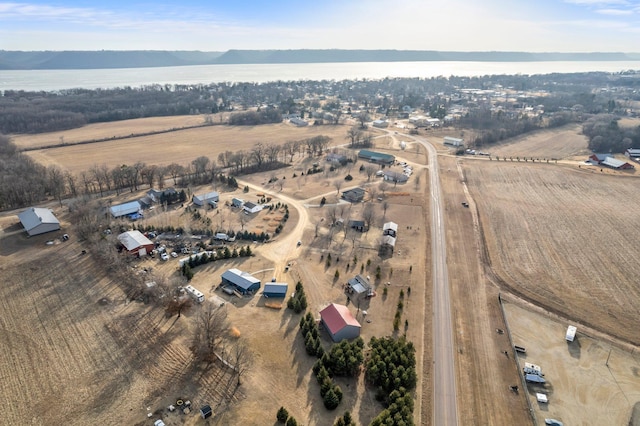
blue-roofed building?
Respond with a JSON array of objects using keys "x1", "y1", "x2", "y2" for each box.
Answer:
[
  {"x1": 110, "y1": 201, "x2": 142, "y2": 218},
  {"x1": 221, "y1": 268, "x2": 261, "y2": 295},
  {"x1": 263, "y1": 282, "x2": 288, "y2": 298}
]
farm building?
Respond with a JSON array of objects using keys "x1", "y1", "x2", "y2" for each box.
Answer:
[
  {"x1": 346, "y1": 275, "x2": 372, "y2": 298},
  {"x1": 383, "y1": 222, "x2": 398, "y2": 237},
  {"x1": 372, "y1": 119, "x2": 389, "y2": 128},
  {"x1": 601, "y1": 157, "x2": 635, "y2": 170},
  {"x1": 117, "y1": 230, "x2": 154, "y2": 256},
  {"x1": 232, "y1": 198, "x2": 244, "y2": 208},
  {"x1": 625, "y1": 148, "x2": 640, "y2": 158},
  {"x1": 221, "y1": 268, "x2": 261, "y2": 295},
  {"x1": 326, "y1": 152, "x2": 348, "y2": 164},
  {"x1": 192, "y1": 191, "x2": 219, "y2": 207},
  {"x1": 443, "y1": 136, "x2": 463, "y2": 147},
  {"x1": 138, "y1": 196, "x2": 154, "y2": 209},
  {"x1": 380, "y1": 235, "x2": 397, "y2": 257},
  {"x1": 566, "y1": 325, "x2": 577, "y2": 342},
  {"x1": 319, "y1": 303, "x2": 361, "y2": 342},
  {"x1": 243, "y1": 202, "x2": 263, "y2": 214},
  {"x1": 588, "y1": 153, "x2": 612, "y2": 164},
  {"x1": 358, "y1": 149, "x2": 395, "y2": 165},
  {"x1": 342, "y1": 188, "x2": 366, "y2": 203},
  {"x1": 263, "y1": 282, "x2": 288, "y2": 298},
  {"x1": 18, "y1": 207, "x2": 61, "y2": 236},
  {"x1": 110, "y1": 201, "x2": 142, "y2": 218},
  {"x1": 289, "y1": 117, "x2": 308, "y2": 127},
  {"x1": 348, "y1": 220, "x2": 368, "y2": 232},
  {"x1": 383, "y1": 170, "x2": 408, "y2": 184}
]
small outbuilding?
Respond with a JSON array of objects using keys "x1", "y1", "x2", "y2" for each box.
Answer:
[
  {"x1": 263, "y1": 282, "x2": 288, "y2": 298},
  {"x1": 383, "y1": 170, "x2": 408, "y2": 184},
  {"x1": 117, "y1": 230, "x2": 154, "y2": 256},
  {"x1": 243, "y1": 202, "x2": 263, "y2": 214},
  {"x1": 18, "y1": 207, "x2": 61, "y2": 236},
  {"x1": 342, "y1": 188, "x2": 366, "y2": 203},
  {"x1": 444, "y1": 136, "x2": 463, "y2": 147},
  {"x1": 232, "y1": 198, "x2": 244, "y2": 208},
  {"x1": 221, "y1": 268, "x2": 261, "y2": 295},
  {"x1": 625, "y1": 148, "x2": 640, "y2": 158},
  {"x1": 192, "y1": 191, "x2": 219, "y2": 207},
  {"x1": 110, "y1": 201, "x2": 142, "y2": 218},
  {"x1": 348, "y1": 220, "x2": 368, "y2": 232},
  {"x1": 347, "y1": 275, "x2": 372, "y2": 298},
  {"x1": 383, "y1": 221, "x2": 398, "y2": 237},
  {"x1": 320, "y1": 303, "x2": 361, "y2": 342},
  {"x1": 199, "y1": 405, "x2": 213, "y2": 419}
]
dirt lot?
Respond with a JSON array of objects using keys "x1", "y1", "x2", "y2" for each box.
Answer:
[{"x1": 503, "y1": 299, "x2": 640, "y2": 425}]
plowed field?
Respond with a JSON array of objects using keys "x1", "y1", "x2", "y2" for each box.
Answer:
[{"x1": 464, "y1": 160, "x2": 640, "y2": 344}]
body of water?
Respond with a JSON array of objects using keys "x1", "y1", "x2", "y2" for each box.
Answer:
[{"x1": 1, "y1": 61, "x2": 639, "y2": 92}]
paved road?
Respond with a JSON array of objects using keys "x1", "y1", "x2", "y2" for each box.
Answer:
[{"x1": 412, "y1": 135, "x2": 459, "y2": 426}]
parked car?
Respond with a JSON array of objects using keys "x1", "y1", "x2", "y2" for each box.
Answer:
[
  {"x1": 160, "y1": 252, "x2": 169, "y2": 261},
  {"x1": 544, "y1": 420, "x2": 563, "y2": 426},
  {"x1": 154, "y1": 420, "x2": 166, "y2": 426},
  {"x1": 170, "y1": 251, "x2": 178, "y2": 258}
]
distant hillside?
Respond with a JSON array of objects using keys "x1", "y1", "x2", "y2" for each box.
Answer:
[{"x1": 0, "y1": 49, "x2": 638, "y2": 70}]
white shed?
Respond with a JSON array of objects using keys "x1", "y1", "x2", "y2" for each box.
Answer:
[{"x1": 566, "y1": 325, "x2": 577, "y2": 342}]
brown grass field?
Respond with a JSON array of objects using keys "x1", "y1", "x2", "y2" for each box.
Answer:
[
  {"x1": 483, "y1": 123, "x2": 591, "y2": 159},
  {"x1": 15, "y1": 121, "x2": 351, "y2": 175}
]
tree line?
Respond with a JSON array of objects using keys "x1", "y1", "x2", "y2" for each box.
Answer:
[
  {"x1": 583, "y1": 114, "x2": 640, "y2": 153},
  {"x1": 0, "y1": 134, "x2": 332, "y2": 211}
]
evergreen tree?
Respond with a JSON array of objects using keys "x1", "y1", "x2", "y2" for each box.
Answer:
[{"x1": 276, "y1": 406, "x2": 289, "y2": 423}]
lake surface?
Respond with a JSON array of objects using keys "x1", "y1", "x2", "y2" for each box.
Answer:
[{"x1": 1, "y1": 61, "x2": 639, "y2": 92}]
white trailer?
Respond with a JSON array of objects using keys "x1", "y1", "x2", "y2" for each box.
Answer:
[
  {"x1": 185, "y1": 285, "x2": 205, "y2": 303},
  {"x1": 566, "y1": 325, "x2": 577, "y2": 342}
]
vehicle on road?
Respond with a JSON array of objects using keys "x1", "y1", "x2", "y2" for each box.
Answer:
[{"x1": 544, "y1": 420, "x2": 563, "y2": 426}]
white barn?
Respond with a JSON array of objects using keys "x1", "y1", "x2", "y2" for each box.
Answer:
[
  {"x1": 444, "y1": 136, "x2": 463, "y2": 147},
  {"x1": 192, "y1": 191, "x2": 219, "y2": 207},
  {"x1": 18, "y1": 207, "x2": 61, "y2": 236}
]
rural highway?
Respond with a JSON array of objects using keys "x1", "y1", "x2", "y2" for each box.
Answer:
[{"x1": 410, "y1": 134, "x2": 459, "y2": 426}]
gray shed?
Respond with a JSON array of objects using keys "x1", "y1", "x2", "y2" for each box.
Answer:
[{"x1": 18, "y1": 207, "x2": 61, "y2": 236}]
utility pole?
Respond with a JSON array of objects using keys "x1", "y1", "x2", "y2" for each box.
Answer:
[{"x1": 605, "y1": 348, "x2": 612, "y2": 367}]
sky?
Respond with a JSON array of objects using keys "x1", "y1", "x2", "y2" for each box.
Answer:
[{"x1": 1, "y1": 0, "x2": 639, "y2": 52}]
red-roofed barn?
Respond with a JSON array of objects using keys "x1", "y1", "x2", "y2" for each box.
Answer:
[{"x1": 319, "y1": 303, "x2": 361, "y2": 342}]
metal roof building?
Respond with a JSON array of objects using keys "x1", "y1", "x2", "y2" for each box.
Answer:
[
  {"x1": 601, "y1": 157, "x2": 635, "y2": 170},
  {"x1": 263, "y1": 282, "x2": 288, "y2": 298},
  {"x1": 320, "y1": 303, "x2": 361, "y2": 342},
  {"x1": 18, "y1": 207, "x2": 61, "y2": 236},
  {"x1": 358, "y1": 149, "x2": 395, "y2": 165},
  {"x1": 117, "y1": 230, "x2": 154, "y2": 256},
  {"x1": 221, "y1": 268, "x2": 261, "y2": 295},
  {"x1": 110, "y1": 201, "x2": 141, "y2": 218},
  {"x1": 383, "y1": 222, "x2": 398, "y2": 237},
  {"x1": 347, "y1": 275, "x2": 372, "y2": 297},
  {"x1": 192, "y1": 191, "x2": 219, "y2": 206}
]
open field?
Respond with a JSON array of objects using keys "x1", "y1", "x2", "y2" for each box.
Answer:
[
  {"x1": 10, "y1": 114, "x2": 218, "y2": 149},
  {"x1": 17, "y1": 122, "x2": 351, "y2": 174},
  {"x1": 504, "y1": 299, "x2": 640, "y2": 425},
  {"x1": 464, "y1": 160, "x2": 640, "y2": 345},
  {"x1": 484, "y1": 124, "x2": 590, "y2": 160}
]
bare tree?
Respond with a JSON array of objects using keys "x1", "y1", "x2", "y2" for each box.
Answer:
[
  {"x1": 365, "y1": 165, "x2": 377, "y2": 182},
  {"x1": 191, "y1": 302, "x2": 229, "y2": 364},
  {"x1": 333, "y1": 179, "x2": 343, "y2": 195},
  {"x1": 192, "y1": 156, "x2": 210, "y2": 182},
  {"x1": 382, "y1": 201, "x2": 390, "y2": 219},
  {"x1": 166, "y1": 163, "x2": 184, "y2": 185},
  {"x1": 346, "y1": 126, "x2": 363, "y2": 146},
  {"x1": 362, "y1": 203, "x2": 377, "y2": 231},
  {"x1": 47, "y1": 165, "x2": 66, "y2": 206},
  {"x1": 229, "y1": 339, "x2": 252, "y2": 386},
  {"x1": 414, "y1": 174, "x2": 421, "y2": 191},
  {"x1": 379, "y1": 181, "x2": 389, "y2": 197},
  {"x1": 65, "y1": 171, "x2": 78, "y2": 198},
  {"x1": 357, "y1": 112, "x2": 370, "y2": 129},
  {"x1": 251, "y1": 142, "x2": 265, "y2": 168},
  {"x1": 368, "y1": 186, "x2": 379, "y2": 203},
  {"x1": 141, "y1": 164, "x2": 157, "y2": 188}
]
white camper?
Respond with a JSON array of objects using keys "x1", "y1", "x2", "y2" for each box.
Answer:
[
  {"x1": 185, "y1": 285, "x2": 205, "y2": 303},
  {"x1": 566, "y1": 325, "x2": 577, "y2": 342}
]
